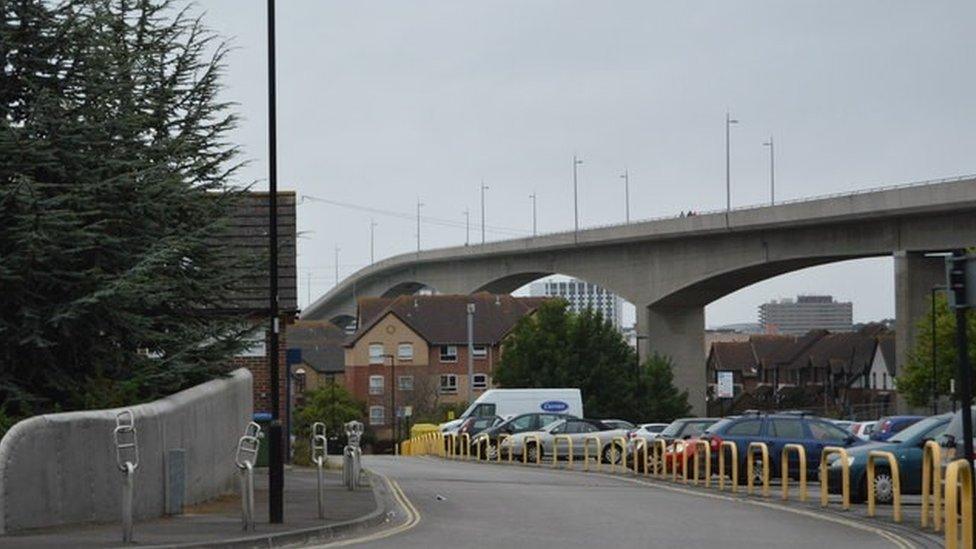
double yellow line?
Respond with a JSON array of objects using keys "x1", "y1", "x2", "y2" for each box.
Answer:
[{"x1": 309, "y1": 473, "x2": 421, "y2": 548}]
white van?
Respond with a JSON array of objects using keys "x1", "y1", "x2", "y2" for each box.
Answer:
[{"x1": 440, "y1": 389, "x2": 583, "y2": 432}]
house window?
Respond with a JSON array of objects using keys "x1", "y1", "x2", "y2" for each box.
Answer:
[
  {"x1": 397, "y1": 343, "x2": 413, "y2": 361},
  {"x1": 871, "y1": 372, "x2": 877, "y2": 389},
  {"x1": 882, "y1": 372, "x2": 888, "y2": 390},
  {"x1": 369, "y1": 406, "x2": 385, "y2": 425},
  {"x1": 439, "y1": 374, "x2": 458, "y2": 394},
  {"x1": 472, "y1": 374, "x2": 488, "y2": 390},
  {"x1": 472, "y1": 345, "x2": 488, "y2": 359},
  {"x1": 440, "y1": 345, "x2": 458, "y2": 362},
  {"x1": 398, "y1": 375, "x2": 414, "y2": 391},
  {"x1": 369, "y1": 375, "x2": 384, "y2": 395},
  {"x1": 368, "y1": 343, "x2": 385, "y2": 364}
]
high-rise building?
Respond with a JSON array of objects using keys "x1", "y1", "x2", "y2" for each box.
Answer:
[
  {"x1": 529, "y1": 278, "x2": 623, "y2": 329},
  {"x1": 758, "y1": 295, "x2": 853, "y2": 335}
]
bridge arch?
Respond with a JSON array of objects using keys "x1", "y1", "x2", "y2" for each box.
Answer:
[
  {"x1": 380, "y1": 281, "x2": 437, "y2": 298},
  {"x1": 328, "y1": 313, "x2": 357, "y2": 332}
]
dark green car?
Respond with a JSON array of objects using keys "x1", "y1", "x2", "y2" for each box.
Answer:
[{"x1": 827, "y1": 414, "x2": 950, "y2": 503}]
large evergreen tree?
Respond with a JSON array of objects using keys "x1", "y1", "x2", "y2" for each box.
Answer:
[
  {"x1": 495, "y1": 299, "x2": 690, "y2": 421},
  {"x1": 0, "y1": 0, "x2": 257, "y2": 419}
]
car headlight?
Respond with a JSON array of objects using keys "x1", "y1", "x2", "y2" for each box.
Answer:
[{"x1": 829, "y1": 455, "x2": 855, "y2": 467}]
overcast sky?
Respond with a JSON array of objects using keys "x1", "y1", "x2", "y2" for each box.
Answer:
[{"x1": 195, "y1": 1, "x2": 976, "y2": 328}]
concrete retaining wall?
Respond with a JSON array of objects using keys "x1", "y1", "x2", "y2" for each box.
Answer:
[{"x1": 0, "y1": 368, "x2": 253, "y2": 533}]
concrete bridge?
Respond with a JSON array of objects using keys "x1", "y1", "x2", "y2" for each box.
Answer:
[{"x1": 303, "y1": 176, "x2": 976, "y2": 413}]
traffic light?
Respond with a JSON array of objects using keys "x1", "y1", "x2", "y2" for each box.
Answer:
[{"x1": 945, "y1": 251, "x2": 976, "y2": 310}]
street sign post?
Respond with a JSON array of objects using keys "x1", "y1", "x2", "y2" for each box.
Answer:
[{"x1": 717, "y1": 371, "x2": 735, "y2": 399}]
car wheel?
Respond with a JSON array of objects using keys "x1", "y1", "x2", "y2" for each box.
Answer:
[
  {"x1": 486, "y1": 443, "x2": 499, "y2": 461},
  {"x1": 603, "y1": 443, "x2": 623, "y2": 465},
  {"x1": 871, "y1": 469, "x2": 894, "y2": 504},
  {"x1": 526, "y1": 443, "x2": 541, "y2": 463}
]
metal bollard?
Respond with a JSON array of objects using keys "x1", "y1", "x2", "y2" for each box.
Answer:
[
  {"x1": 819, "y1": 446, "x2": 850, "y2": 510},
  {"x1": 583, "y1": 436, "x2": 601, "y2": 472},
  {"x1": 781, "y1": 443, "x2": 807, "y2": 502},
  {"x1": 866, "y1": 450, "x2": 901, "y2": 522},
  {"x1": 553, "y1": 435, "x2": 573, "y2": 469},
  {"x1": 633, "y1": 438, "x2": 648, "y2": 476},
  {"x1": 718, "y1": 440, "x2": 738, "y2": 492},
  {"x1": 652, "y1": 438, "x2": 667, "y2": 478},
  {"x1": 746, "y1": 442, "x2": 770, "y2": 497},
  {"x1": 921, "y1": 440, "x2": 943, "y2": 531},
  {"x1": 692, "y1": 439, "x2": 711, "y2": 487},
  {"x1": 944, "y1": 458, "x2": 974, "y2": 549},
  {"x1": 343, "y1": 421, "x2": 364, "y2": 491},
  {"x1": 235, "y1": 422, "x2": 261, "y2": 532},
  {"x1": 311, "y1": 422, "x2": 328, "y2": 519},
  {"x1": 114, "y1": 410, "x2": 139, "y2": 543}
]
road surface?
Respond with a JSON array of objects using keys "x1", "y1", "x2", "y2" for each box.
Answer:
[{"x1": 313, "y1": 456, "x2": 916, "y2": 548}]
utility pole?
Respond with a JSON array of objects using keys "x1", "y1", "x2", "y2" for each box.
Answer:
[
  {"x1": 529, "y1": 193, "x2": 537, "y2": 236},
  {"x1": 573, "y1": 155, "x2": 583, "y2": 243},
  {"x1": 480, "y1": 181, "x2": 489, "y2": 245},
  {"x1": 265, "y1": 0, "x2": 283, "y2": 524},
  {"x1": 306, "y1": 270, "x2": 311, "y2": 306},
  {"x1": 370, "y1": 219, "x2": 377, "y2": 264},
  {"x1": 467, "y1": 303, "x2": 475, "y2": 403},
  {"x1": 763, "y1": 136, "x2": 775, "y2": 206},
  {"x1": 416, "y1": 199, "x2": 423, "y2": 253},
  {"x1": 463, "y1": 208, "x2": 470, "y2": 246},
  {"x1": 334, "y1": 246, "x2": 340, "y2": 287},
  {"x1": 725, "y1": 112, "x2": 739, "y2": 223},
  {"x1": 620, "y1": 169, "x2": 630, "y2": 223},
  {"x1": 946, "y1": 251, "x2": 974, "y2": 490}
]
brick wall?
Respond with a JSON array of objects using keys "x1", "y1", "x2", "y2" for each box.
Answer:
[{"x1": 229, "y1": 320, "x2": 290, "y2": 420}]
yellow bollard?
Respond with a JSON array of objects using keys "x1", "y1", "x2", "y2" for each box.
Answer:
[
  {"x1": 610, "y1": 436, "x2": 628, "y2": 473},
  {"x1": 497, "y1": 434, "x2": 511, "y2": 463},
  {"x1": 522, "y1": 434, "x2": 542, "y2": 465},
  {"x1": 445, "y1": 433, "x2": 457, "y2": 459},
  {"x1": 746, "y1": 442, "x2": 770, "y2": 497},
  {"x1": 633, "y1": 438, "x2": 649, "y2": 476},
  {"x1": 866, "y1": 450, "x2": 901, "y2": 523},
  {"x1": 583, "y1": 435, "x2": 601, "y2": 472},
  {"x1": 819, "y1": 446, "x2": 850, "y2": 510},
  {"x1": 553, "y1": 435, "x2": 574, "y2": 469},
  {"x1": 718, "y1": 440, "x2": 738, "y2": 492},
  {"x1": 680, "y1": 440, "x2": 691, "y2": 483},
  {"x1": 692, "y1": 439, "x2": 711, "y2": 488},
  {"x1": 473, "y1": 435, "x2": 485, "y2": 461},
  {"x1": 652, "y1": 438, "x2": 667, "y2": 478},
  {"x1": 921, "y1": 440, "x2": 943, "y2": 531},
  {"x1": 945, "y1": 458, "x2": 973, "y2": 549},
  {"x1": 781, "y1": 444, "x2": 807, "y2": 502},
  {"x1": 460, "y1": 433, "x2": 471, "y2": 460}
]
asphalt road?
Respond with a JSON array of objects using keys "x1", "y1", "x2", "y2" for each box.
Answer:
[{"x1": 314, "y1": 456, "x2": 915, "y2": 549}]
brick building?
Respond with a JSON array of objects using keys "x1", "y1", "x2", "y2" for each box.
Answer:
[
  {"x1": 343, "y1": 293, "x2": 547, "y2": 441},
  {"x1": 287, "y1": 320, "x2": 348, "y2": 408}
]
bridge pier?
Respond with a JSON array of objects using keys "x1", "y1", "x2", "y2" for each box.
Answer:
[
  {"x1": 894, "y1": 251, "x2": 946, "y2": 413},
  {"x1": 639, "y1": 304, "x2": 707, "y2": 416}
]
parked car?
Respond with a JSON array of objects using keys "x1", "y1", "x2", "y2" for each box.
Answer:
[
  {"x1": 827, "y1": 413, "x2": 951, "y2": 503},
  {"x1": 628, "y1": 417, "x2": 719, "y2": 471},
  {"x1": 831, "y1": 420, "x2": 854, "y2": 431},
  {"x1": 457, "y1": 415, "x2": 504, "y2": 440},
  {"x1": 629, "y1": 423, "x2": 670, "y2": 443},
  {"x1": 939, "y1": 405, "x2": 976, "y2": 462},
  {"x1": 849, "y1": 421, "x2": 877, "y2": 441},
  {"x1": 501, "y1": 418, "x2": 630, "y2": 464},
  {"x1": 870, "y1": 416, "x2": 924, "y2": 441},
  {"x1": 700, "y1": 412, "x2": 865, "y2": 485},
  {"x1": 601, "y1": 419, "x2": 636, "y2": 431},
  {"x1": 472, "y1": 412, "x2": 576, "y2": 459}
]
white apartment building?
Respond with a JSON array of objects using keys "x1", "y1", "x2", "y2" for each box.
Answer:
[{"x1": 529, "y1": 278, "x2": 624, "y2": 330}]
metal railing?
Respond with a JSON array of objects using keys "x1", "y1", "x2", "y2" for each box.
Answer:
[
  {"x1": 746, "y1": 442, "x2": 770, "y2": 497},
  {"x1": 235, "y1": 422, "x2": 261, "y2": 532},
  {"x1": 781, "y1": 444, "x2": 807, "y2": 502},
  {"x1": 718, "y1": 440, "x2": 738, "y2": 492},
  {"x1": 819, "y1": 446, "x2": 850, "y2": 510},
  {"x1": 692, "y1": 440, "x2": 711, "y2": 488},
  {"x1": 311, "y1": 422, "x2": 328, "y2": 519},
  {"x1": 921, "y1": 440, "x2": 943, "y2": 532},
  {"x1": 944, "y1": 459, "x2": 973, "y2": 549},
  {"x1": 553, "y1": 435, "x2": 573, "y2": 469},
  {"x1": 114, "y1": 410, "x2": 138, "y2": 543},
  {"x1": 522, "y1": 434, "x2": 542, "y2": 466},
  {"x1": 866, "y1": 450, "x2": 901, "y2": 523},
  {"x1": 583, "y1": 436, "x2": 601, "y2": 472}
]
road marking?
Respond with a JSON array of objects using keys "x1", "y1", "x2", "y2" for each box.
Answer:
[
  {"x1": 423, "y1": 456, "x2": 917, "y2": 549},
  {"x1": 307, "y1": 472, "x2": 421, "y2": 548}
]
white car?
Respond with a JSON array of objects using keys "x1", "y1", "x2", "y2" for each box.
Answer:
[
  {"x1": 629, "y1": 423, "x2": 669, "y2": 442},
  {"x1": 500, "y1": 418, "x2": 631, "y2": 464},
  {"x1": 849, "y1": 421, "x2": 877, "y2": 441}
]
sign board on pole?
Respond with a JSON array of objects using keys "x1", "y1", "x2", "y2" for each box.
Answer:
[{"x1": 717, "y1": 371, "x2": 735, "y2": 399}]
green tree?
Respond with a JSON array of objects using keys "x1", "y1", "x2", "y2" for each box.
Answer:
[
  {"x1": 0, "y1": 1, "x2": 257, "y2": 420},
  {"x1": 495, "y1": 299, "x2": 690, "y2": 421},
  {"x1": 898, "y1": 293, "x2": 976, "y2": 407},
  {"x1": 292, "y1": 382, "x2": 367, "y2": 465}
]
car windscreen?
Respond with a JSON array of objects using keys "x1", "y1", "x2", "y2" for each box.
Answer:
[
  {"x1": 889, "y1": 416, "x2": 949, "y2": 444},
  {"x1": 645, "y1": 424, "x2": 665, "y2": 433},
  {"x1": 704, "y1": 418, "x2": 735, "y2": 435},
  {"x1": 659, "y1": 420, "x2": 687, "y2": 437}
]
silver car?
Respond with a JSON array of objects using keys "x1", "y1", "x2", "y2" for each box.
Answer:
[{"x1": 501, "y1": 418, "x2": 631, "y2": 464}]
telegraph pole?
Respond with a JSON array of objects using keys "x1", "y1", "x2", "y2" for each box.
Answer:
[
  {"x1": 265, "y1": 0, "x2": 283, "y2": 524},
  {"x1": 620, "y1": 169, "x2": 630, "y2": 223},
  {"x1": 573, "y1": 156, "x2": 583, "y2": 243},
  {"x1": 467, "y1": 303, "x2": 475, "y2": 403},
  {"x1": 334, "y1": 246, "x2": 340, "y2": 287},
  {"x1": 763, "y1": 136, "x2": 775, "y2": 206},
  {"x1": 416, "y1": 199, "x2": 423, "y2": 253},
  {"x1": 529, "y1": 193, "x2": 537, "y2": 236},
  {"x1": 463, "y1": 208, "x2": 470, "y2": 246},
  {"x1": 370, "y1": 219, "x2": 377, "y2": 264},
  {"x1": 725, "y1": 112, "x2": 739, "y2": 222},
  {"x1": 946, "y1": 251, "x2": 974, "y2": 486}
]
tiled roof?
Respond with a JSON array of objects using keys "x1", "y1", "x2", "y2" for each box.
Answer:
[
  {"x1": 708, "y1": 341, "x2": 757, "y2": 371},
  {"x1": 288, "y1": 320, "x2": 346, "y2": 374},
  {"x1": 749, "y1": 335, "x2": 797, "y2": 367},
  {"x1": 348, "y1": 293, "x2": 550, "y2": 347},
  {"x1": 878, "y1": 335, "x2": 896, "y2": 376}
]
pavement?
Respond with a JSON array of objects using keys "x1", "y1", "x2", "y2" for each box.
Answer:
[
  {"x1": 0, "y1": 466, "x2": 381, "y2": 548},
  {"x1": 315, "y1": 455, "x2": 943, "y2": 549}
]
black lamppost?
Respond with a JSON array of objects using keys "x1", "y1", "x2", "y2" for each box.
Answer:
[{"x1": 932, "y1": 285, "x2": 946, "y2": 415}]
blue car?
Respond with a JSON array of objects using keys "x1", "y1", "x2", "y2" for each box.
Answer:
[
  {"x1": 701, "y1": 413, "x2": 865, "y2": 484},
  {"x1": 870, "y1": 416, "x2": 924, "y2": 441}
]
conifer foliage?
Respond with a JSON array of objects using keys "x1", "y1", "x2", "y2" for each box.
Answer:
[{"x1": 0, "y1": 1, "x2": 257, "y2": 419}]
